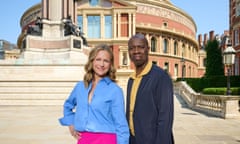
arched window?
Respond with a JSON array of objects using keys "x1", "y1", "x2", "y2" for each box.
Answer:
[
  {"x1": 122, "y1": 52, "x2": 128, "y2": 65},
  {"x1": 188, "y1": 66, "x2": 191, "y2": 77},
  {"x1": 152, "y1": 61, "x2": 157, "y2": 65},
  {"x1": 174, "y1": 41, "x2": 178, "y2": 55},
  {"x1": 151, "y1": 37, "x2": 157, "y2": 52},
  {"x1": 89, "y1": 0, "x2": 99, "y2": 6},
  {"x1": 188, "y1": 46, "x2": 191, "y2": 59},
  {"x1": 182, "y1": 44, "x2": 185, "y2": 57},
  {"x1": 203, "y1": 58, "x2": 207, "y2": 67},
  {"x1": 164, "y1": 62, "x2": 169, "y2": 72},
  {"x1": 163, "y1": 39, "x2": 168, "y2": 53},
  {"x1": 174, "y1": 64, "x2": 178, "y2": 77}
]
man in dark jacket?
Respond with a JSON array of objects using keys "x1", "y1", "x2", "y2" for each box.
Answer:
[{"x1": 126, "y1": 33, "x2": 174, "y2": 144}]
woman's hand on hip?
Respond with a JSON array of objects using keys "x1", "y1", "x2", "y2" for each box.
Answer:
[{"x1": 68, "y1": 125, "x2": 81, "y2": 140}]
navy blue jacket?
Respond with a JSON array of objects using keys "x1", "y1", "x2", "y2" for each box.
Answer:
[{"x1": 126, "y1": 64, "x2": 174, "y2": 144}]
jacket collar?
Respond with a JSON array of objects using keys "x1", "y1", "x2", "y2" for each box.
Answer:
[{"x1": 130, "y1": 61, "x2": 152, "y2": 79}]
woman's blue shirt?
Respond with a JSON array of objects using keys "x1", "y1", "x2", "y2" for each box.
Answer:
[{"x1": 59, "y1": 77, "x2": 129, "y2": 144}]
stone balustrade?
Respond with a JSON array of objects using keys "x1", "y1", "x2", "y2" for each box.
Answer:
[{"x1": 174, "y1": 81, "x2": 240, "y2": 119}]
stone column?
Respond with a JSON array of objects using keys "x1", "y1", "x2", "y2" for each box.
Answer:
[
  {"x1": 128, "y1": 13, "x2": 132, "y2": 37},
  {"x1": 113, "y1": 13, "x2": 117, "y2": 38},
  {"x1": 118, "y1": 13, "x2": 121, "y2": 38},
  {"x1": 132, "y1": 13, "x2": 136, "y2": 35},
  {"x1": 101, "y1": 13, "x2": 104, "y2": 39},
  {"x1": 62, "y1": 0, "x2": 75, "y2": 22},
  {"x1": 159, "y1": 36, "x2": 162, "y2": 54},
  {"x1": 41, "y1": 0, "x2": 63, "y2": 38},
  {"x1": 83, "y1": 14, "x2": 87, "y2": 37},
  {"x1": 42, "y1": 0, "x2": 48, "y2": 19},
  {"x1": 49, "y1": 0, "x2": 62, "y2": 21}
]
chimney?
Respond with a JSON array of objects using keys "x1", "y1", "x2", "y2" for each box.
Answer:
[
  {"x1": 209, "y1": 31, "x2": 214, "y2": 41},
  {"x1": 204, "y1": 33, "x2": 208, "y2": 46},
  {"x1": 198, "y1": 34, "x2": 202, "y2": 49}
]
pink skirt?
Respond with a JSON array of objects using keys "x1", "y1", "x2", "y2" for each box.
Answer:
[{"x1": 77, "y1": 132, "x2": 117, "y2": 144}]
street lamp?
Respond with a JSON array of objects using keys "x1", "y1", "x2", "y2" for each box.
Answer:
[
  {"x1": 223, "y1": 44, "x2": 236, "y2": 95},
  {"x1": 181, "y1": 57, "x2": 185, "y2": 81}
]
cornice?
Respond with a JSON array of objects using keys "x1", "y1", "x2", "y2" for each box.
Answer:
[
  {"x1": 20, "y1": 3, "x2": 41, "y2": 27},
  {"x1": 126, "y1": 0, "x2": 197, "y2": 32}
]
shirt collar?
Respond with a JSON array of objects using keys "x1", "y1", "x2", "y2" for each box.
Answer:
[
  {"x1": 90, "y1": 77, "x2": 112, "y2": 85},
  {"x1": 130, "y1": 61, "x2": 152, "y2": 79},
  {"x1": 101, "y1": 77, "x2": 112, "y2": 84}
]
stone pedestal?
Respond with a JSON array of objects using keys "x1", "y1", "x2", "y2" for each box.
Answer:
[
  {"x1": 22, "y1": 35, "x2": 88, "y2": 65},
  {"x1": 224, "y1": 97, "x2": 240, "y2": 119}
]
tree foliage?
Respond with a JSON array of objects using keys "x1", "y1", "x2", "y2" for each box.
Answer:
[{"x1": 204, "y1": 39, "x2": 224, "y2": 77}]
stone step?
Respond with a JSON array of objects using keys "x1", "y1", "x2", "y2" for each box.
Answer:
[
  {"x1": 0, "y1": 93, "x2": 69, "y2": 99},
  {"x1": 0, "y1": 93, "x2": 69, "y2": 106},
  {"x1": 0, "y1": 99, "x2": 64, "y2": 105},
  {"x1": 0, "y1": 81, "x2": 77, "y2": 105},
  {"x1": 0, "y1": 87, "x2": 72, "y2": 93},
  {"x1": 0, "y1": 81, "x2": 77, "y2": 87}
]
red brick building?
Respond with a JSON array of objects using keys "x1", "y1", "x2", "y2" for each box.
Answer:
[
  {"x1": 18, "y1": 0, "x2": 207, "y2": 79},
  {"x1": 229, "y1": 0, "x2": 240, "y2": 75}
]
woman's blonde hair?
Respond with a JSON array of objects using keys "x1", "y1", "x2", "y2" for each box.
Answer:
[{"x1": 83, "y1": 44, "x2": 116, "y2": 88}]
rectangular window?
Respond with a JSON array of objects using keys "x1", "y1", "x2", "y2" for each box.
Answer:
[
  {"x1": 87, "y1": 16, "x2": 100, "y2": 38},
  {"x1": 234, "y1": 29, "x2": 239, "y2": 46},
  {"x1": 236, "y1": 2, "x2": 240, "y2": 16},
  {"x1": 77, "y1": 16, "x2": 83, "y2": 30},
  {"x1": 105, "y1": 16, "x2": 112, "y2": 38},
  {"x1": 121, "y1": 14, "x2": 128, "y2": 37}
]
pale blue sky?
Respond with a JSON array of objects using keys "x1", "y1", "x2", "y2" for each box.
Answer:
[
  {"x1": 171, "y1": 0, "x2": 229, "y2": 36},
  {"x1": 0, "y1": 0, "x2": 229, "y2": 44}
]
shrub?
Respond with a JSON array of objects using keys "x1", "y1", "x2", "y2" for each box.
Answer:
[{"x1": 202, "y1": 87, "x2": 240, "y2": 95}]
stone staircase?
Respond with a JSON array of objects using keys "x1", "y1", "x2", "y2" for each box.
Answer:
[
  {"x1": 0, "y1": 81, "x2": 78, "y2": 105},
  {"x1": 0, "y1": 64, "x2": 131, "y2": 106}
]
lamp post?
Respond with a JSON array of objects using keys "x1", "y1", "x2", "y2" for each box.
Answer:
[
  {"x1": 181, "y1": 57, "x2": 185, "y2": 81},
  {"x1": 223, "y1": 44, "x2": 236, "y2": 95}
]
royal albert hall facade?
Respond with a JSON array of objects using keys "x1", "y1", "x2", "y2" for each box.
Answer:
[{"x1": 18, "y1": 0, "x2": 205, "y2": 79}]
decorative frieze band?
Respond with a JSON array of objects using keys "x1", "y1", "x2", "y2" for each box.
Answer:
[{"x1": 136, "y1": 4, "x2": 195, "y2": 33}]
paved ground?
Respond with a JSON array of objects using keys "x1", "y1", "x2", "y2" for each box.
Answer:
[
  {"x1": 174, "y1": 94, "x2": 240, "y2": 144},
  {"x1": 0, "y1": 95, "x2": 240, "y2": 144}
]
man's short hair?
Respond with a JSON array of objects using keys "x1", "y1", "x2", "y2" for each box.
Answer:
[{"x1": 128, "y1": 33, "x2": 149, "y2": 46}]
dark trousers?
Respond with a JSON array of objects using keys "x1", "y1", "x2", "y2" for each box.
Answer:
[{"x1": 129, "y1": 135, "x2": 136, "y2": 144}]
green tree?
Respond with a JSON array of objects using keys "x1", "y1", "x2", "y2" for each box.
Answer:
[{"x1": 205, "y1": 39, "x2": 224, "y2": 77}]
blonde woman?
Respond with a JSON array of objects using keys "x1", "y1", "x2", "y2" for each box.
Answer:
[{"x1": 59, "y1": 44, "x2": 129, "y2": 144}]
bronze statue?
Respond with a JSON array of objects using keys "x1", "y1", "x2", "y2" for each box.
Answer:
[
  {"x1": 27, "y1": 17, "x2": 42, "y2": 36},
  {"x1": 63, "y1": 16, "x2": 88, "y2": 46}
]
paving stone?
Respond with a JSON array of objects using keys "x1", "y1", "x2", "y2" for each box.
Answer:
[{"x1": 0, "y1": 95, "x2": 240, "y2": 144}]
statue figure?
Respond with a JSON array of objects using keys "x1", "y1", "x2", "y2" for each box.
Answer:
[
  {"x1": 63, "y1": 16, "x2": 88, "y2": 46},
  {"x1": 63, "y1": 17, "x2": 78, "y2": 36},
  {"x1": 27, "y1": 17, "x2": 43, "y2": 36}
]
